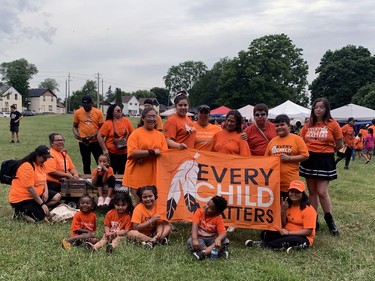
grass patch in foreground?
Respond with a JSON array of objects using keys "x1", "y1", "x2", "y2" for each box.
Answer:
[{"x1": 0, "y1": 115, "x2": 375, "y2": 281}]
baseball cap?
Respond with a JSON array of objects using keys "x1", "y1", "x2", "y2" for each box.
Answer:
[
  {"x1": 198, "y1": 104, "x2": 210, "y2": 113},
  {"x1": 288, "y1": 180, "x2": 305, "y2": 192},
  {"x1": 348, "y1": 117, "x2": 357, "y2": 122},
  {"x1": 35, "y1": 145, "x2": 53, "y2": 158},
  {"x1": 81, "y1": 96, "x2": 93, "y2": 106}
]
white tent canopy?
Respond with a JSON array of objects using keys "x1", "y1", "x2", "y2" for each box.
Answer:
[
  {"x1": 160, "y1": 108, "x2": 194, "y2": 117},
  {"x1": 237, "y1": 104, "x2": 254, "y2": 120},
  {"x1": 331, "y1": 103, "x2": 375, "y2": 121},
  {"x1": 268, "y1": 100, "x2": 310, "y2": 120}
]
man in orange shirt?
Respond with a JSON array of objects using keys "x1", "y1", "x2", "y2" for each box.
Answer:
[
  {"x1": 336, "y1": 117, "x2": 356, "y2": 170},
  {"x1": 244, "y1": 103, "x2": 277, "y2": 156},
  {"x1": 73, "y1": 96, "x2": 104, "y2": 174}
]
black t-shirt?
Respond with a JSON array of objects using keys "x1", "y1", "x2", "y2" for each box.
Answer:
[{"x1": 10, "y1": 111, "x2": 21, "y2": 126}]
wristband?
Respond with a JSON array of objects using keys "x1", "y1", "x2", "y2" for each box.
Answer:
[
  {"x1": 148, "y1": 149, "x2": 156, "y2": 155},
  {"x1": 39, "y1": 202, "x2": 45, "y2": 206}
]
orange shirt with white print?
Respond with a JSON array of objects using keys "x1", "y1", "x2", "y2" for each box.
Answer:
[
  {"x1": 73, "y1": 107, "x2": 104, "y2": 139},
  {"x1": 341, "y1": 124, "x2": 355, "y2": 147},
  {"x1": 265, "y1": 134, "x2": 309, "y2": 193},
  {"x1": 44, "y1": 148, "x2": 76, "y2": 184},
  {"x1": 123, "y1": 127, "x2": 168, "y2": 188},
  {"x1": 9, "y1": 162, "x2": 46, "y2": 203},
  {"x1": 164, "y1": 114, "x2": 196, "y2": 148},
  {"x1": 99, "y1": 117, "x2": 134, "y2": 155},
  {"x1": 212, "y1": 129, "x2": 251, "y2": 156},
  {"x1": 193, "y1": 122, "x2": 221, "y2": 151},
  {"x1": 285, "y1": 205, "x2": 317, "y2": 245},
  {"x1": 244, "y1": 122, "x2": 277, "y2": 156},
  {"x1": 70, "y1": 211, "x2": 97, "y2": 237},
  {"x1": 104, "y1": 209, "x2": 132, "y2": 231},
  {"x1": 300, "y1": 120, "x2": 343, "y2": 153},
  {"x1": 192, "y1": 208, "x2": 226, "y2": 238},
  {"x1": 92, "y1": 166, "x2": 115, "y2": 181},
  {"x1": 131, "y1": 203, "x2": 162, "y2": 236}
]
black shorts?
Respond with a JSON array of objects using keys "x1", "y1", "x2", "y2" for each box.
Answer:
[
  {"x1": 10, "y1": 125, "x2": 19, "y2": 133},
  {"x1": 300, "y1": 151, "x2": 337, "y2": 181},
  {"x1": 10, "y1": 190, "x2": 59, "y2": 221}
]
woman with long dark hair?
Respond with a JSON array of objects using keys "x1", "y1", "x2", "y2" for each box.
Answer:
[{"x1": 9, "y1": 145, "x2": 61, "y2": 222}]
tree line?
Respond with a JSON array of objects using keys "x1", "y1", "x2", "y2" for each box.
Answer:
[{"x1": 1, "y1": 34, "x2": 375, "y2": 110}]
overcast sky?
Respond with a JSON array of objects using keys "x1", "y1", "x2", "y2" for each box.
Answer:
[{"x1": 1, "y1": 0, "x2": 374, "y2": 99}]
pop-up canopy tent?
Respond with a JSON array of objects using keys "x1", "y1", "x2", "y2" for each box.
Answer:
[
  {"x1": 160, "y1": 108, "x2": 194, "y2": 117},
  {"x1": 268, "y1": 100, "x2": 310, "y2": 120},
  {"x1": 237, "y1": 104, "x2": 254, "y2": 120},
  {"x1": 210, "y1": 106, "x2": 231, "y2": 115},
  {"x1": 331, "y1": 103, "x2": 375, "y2": 121}
]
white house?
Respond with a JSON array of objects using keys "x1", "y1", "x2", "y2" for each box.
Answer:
[
  {"x1": 121, "y1": 95, "x2": 139, "y2": 116},
  {"x1": 29, "y1": 88, "x2": 57, "y2": 114},
  {"x1": 0, "y1": 85, "x2": 23, "y2": 112}
]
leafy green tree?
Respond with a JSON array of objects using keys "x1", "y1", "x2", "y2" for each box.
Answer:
[
  {"x1": 69, "y1": 80, "x2": 97, "y2": 110},
  {"x1": 0, "y1": 58, "x2": 38, "y2": 106},
  {"x1": 352, "y1": 82, "x2": 375, "y2": 109},
  {"x1": 150, "y1": 87, "x2": 169, "y2": 105},
  {"x1": 132, "y1": 89, "x2": 155, "y2": 99},
  {"x1": 114, "y1": 87, "x2": 123, "y2": 108},
  {"x1": 38, "y1": 78, "x2": 59, "y2": 92},
  {"x1": 105, "y1": 86, "x2": 114, "y2": 103},
  {"x1": 310, "y1": 45, "x2": 375, "y2": 108},
  {"x1": 163, "y1": 61, "x2": 208, "y2": 97},
  {"x1": 217, "y1": 34, "x2": 309, "y2": 108}
]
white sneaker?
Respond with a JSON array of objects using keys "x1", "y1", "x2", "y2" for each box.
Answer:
[
  {"x1": 103, "y1": 197, "x2": 111, "y2": 206},
  {"x1": 245, "y1": 240, "x2": 263, "y2": 248},
  {"x1": 97, "y1": 196, "x2": 104, "y2": 206},
  {"x1": 227, "y1": 226, "x2": 236, "y2": 232}
]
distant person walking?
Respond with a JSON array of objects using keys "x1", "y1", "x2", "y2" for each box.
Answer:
[
  {"x1": 73, "y1": 96, "x2": 104, "y2": 174},
  {"x1": 9, "y1": 104, "x2": 23, "y2": 143},
  {"x1": 335, "y1": 117, "x2": 356, "y2": 170}
]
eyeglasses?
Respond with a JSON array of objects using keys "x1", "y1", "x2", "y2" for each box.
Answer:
[
  {"x1": 54, "y1": 139, "x2": 65, "y2": 142},
  {"x1": 145, "y1": 115, "x2": 157, "y2": 119},
  {"x1": 115, "y1": 109, "x2": 122, "y2": 112},
  {"x1": 254, "y1": 113, "x2": 267, "y2": 117}
]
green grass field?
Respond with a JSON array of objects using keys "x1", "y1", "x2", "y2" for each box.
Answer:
[{"x1": 0, "y1": 115, "x2": 374, "y2": 281}]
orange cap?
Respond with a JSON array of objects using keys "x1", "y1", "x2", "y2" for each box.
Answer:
[{"x1": 288, "y1": 180, "x2": 305, "y2": 192}]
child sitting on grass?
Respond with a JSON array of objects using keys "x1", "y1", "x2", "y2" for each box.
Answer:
[
  {"x1": 92, "y1": 154, "x2": 116, "y2": 206},
  {"x1": 87, "y1": 193, "x2": 134, "y2": 253},
  {"x1": 127, "y1": 185, "x2": 171, "y2": 249},
  {"x1": 62, "y1": 194, "x2": 98, "y2": 250},
  {"x1": 187, "y1": 195, "x2": 229, "y2": 260}
]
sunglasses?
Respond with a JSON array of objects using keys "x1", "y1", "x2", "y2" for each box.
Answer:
[{"x1": 254, "y1": 113, "x2": 267, "y2": 117}]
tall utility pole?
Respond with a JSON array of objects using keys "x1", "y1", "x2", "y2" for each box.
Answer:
[
  {"x1": 67, "y1": 72, "x2": 71, "y2": 113},
  {"x1": 65, "y1": 79, "x2": 68, "y2": 114},
  {"x1": 96, "y1": 73, "x2": 100, "y2": 109}
]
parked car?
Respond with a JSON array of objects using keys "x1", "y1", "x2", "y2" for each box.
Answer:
[
  {"x1": 1, "y1": 112, "x2": 10, "y2": 118},
  {"x1": 22, "y1": 110, "x2": 36, "y2": 116}
]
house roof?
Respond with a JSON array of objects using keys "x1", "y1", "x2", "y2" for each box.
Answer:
[
  {"x1": 29, "y1": 88, "x2": 57, "y2": 98},
  {"x1": 121, "y1": 95, "x2": 137, "y2": 103},
  {"x1": 0, "y1": 85, "x2": 11, "y2": 94},
  {"x1": 138, "y1": 98, "x2": 160, "y2": 106}
]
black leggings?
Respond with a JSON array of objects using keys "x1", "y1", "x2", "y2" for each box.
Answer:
[
  {"x1": 79, "y1": 141, "x2": 103, "y2": 174},
  {"x1": 260, "y1": 230, "x2": 310, "y2": 249}
]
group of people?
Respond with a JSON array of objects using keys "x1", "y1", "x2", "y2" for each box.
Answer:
[{"x1": 8, "y1": 93, "x2": 360, "y2": 258}]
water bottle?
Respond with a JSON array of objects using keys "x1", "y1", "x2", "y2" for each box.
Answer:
[{"x1": 210, "y1": 246, "x2": 219, "y2": 260}]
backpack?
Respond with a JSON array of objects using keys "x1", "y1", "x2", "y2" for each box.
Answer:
[{"x1": 0, "y1": 160, "x2": 20, "y2": 185}]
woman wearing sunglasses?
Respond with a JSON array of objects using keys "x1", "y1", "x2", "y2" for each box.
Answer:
[{"x1": 244, "y1": 103, "x2": 277, "y2": 156}]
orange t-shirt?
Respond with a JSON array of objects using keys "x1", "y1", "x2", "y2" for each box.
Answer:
[
  {"x1": 73, "y1": 107, "x2": 104, "y2": 140},
  {"x1": 99, "y1": 117, "x2": 134, "y2": 155},
  {"x1": 265, "y1": 134, "x2": 309, "y2": 193},
  {"x1": 70, "y1": 211, "x2": 97, "y2": 237},
  {"x1": 91, "y1": 166, "x2": 115, "y2": 181},
  {"x1": 285, "y1": 205, "x2": 317, "y2": 245},
  {"x1": 244, "y1": 122, "x2": 277, "y2": 156},
  {"x1": 212, "y1": 130, "x2": 251, "y2": 157},
  {"x1": 104, "y1": 209, "x2": 132, "y2": 231},
  {"x1": 193, "y1": 122, "x2": 221, "y2": 151},
  {"x1": 164, "y1": 114, "x2": 196, "y2": 148},
  {"x1": 44, "y1": 148, "x2": 76, "y2": 184},
  {"x1": 360, "y1": 129, "x2": 368, "y2": 138},
  {"x1": 131, "y1": 203, "x2": 162, "y2": 236},
  {"x1": 192, "y1": 208, "x2": 226, "y2": 238},
  {"x1": 123, "y1": 127, "x2": 168, "y2": 188},
  {"x1": 354, "y1": 136, "x2": 363, "y2": 150},
  {"x1": 156, "y1": 115, "x2": 163, "y2": 131},
  {"x1": 9, "y1": 162, "x2": 46, "y2": 203},
  {"x1": 341, "y1": 124, "x2": 355, "y2": 147},
  {"x1": 300, "y1": 120, "x2": 343, "y2": 153}
]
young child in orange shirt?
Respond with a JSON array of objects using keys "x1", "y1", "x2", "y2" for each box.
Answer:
[
  {"x1": 62, "y1": 195, "x2": 98, "y2": 250},
  {"x1": 88, "y1": 193, "x2": 134, "y2": 253},
  {"x1": 187, "y1": 195, "x2": 229, "y2": 260},
  {"x1": 92, "y1": 154, "x2": 116, "y2": 206},
  {"x1": 127, "y1": 185, "x2": 171, "y2": 249},
  {"x1": 353, "y1": 133, "x2": 363, "y2": 160}
]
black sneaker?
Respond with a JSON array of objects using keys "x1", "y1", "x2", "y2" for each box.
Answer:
[
  {"x1": 106, "y1": 244, "x2": 113, "y2": 253},
  {"x1": 286, "y1": 243, "x2": 309, "y2": 254},
  {"x1": 10, "y1": 140, "x2": 15, "y2": 143},
  {"x1": 218, "y1": 250, "x2": 229, "y2": 259},
  {"x1": 245, "y1": 240, "x2": 263, "y2": 247},
  {"x1": 142, "y1": 241, "x2": 154, "y2": 250},
  {"x1": 193, "y1": 251, "x2": 206, "y2": 260},
  {"x1": 327, "y1": 221, "x2": 340, "y2": 236},
  {"x1": 161, "y1": 238, "x2": 168, "y2": 245}
]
